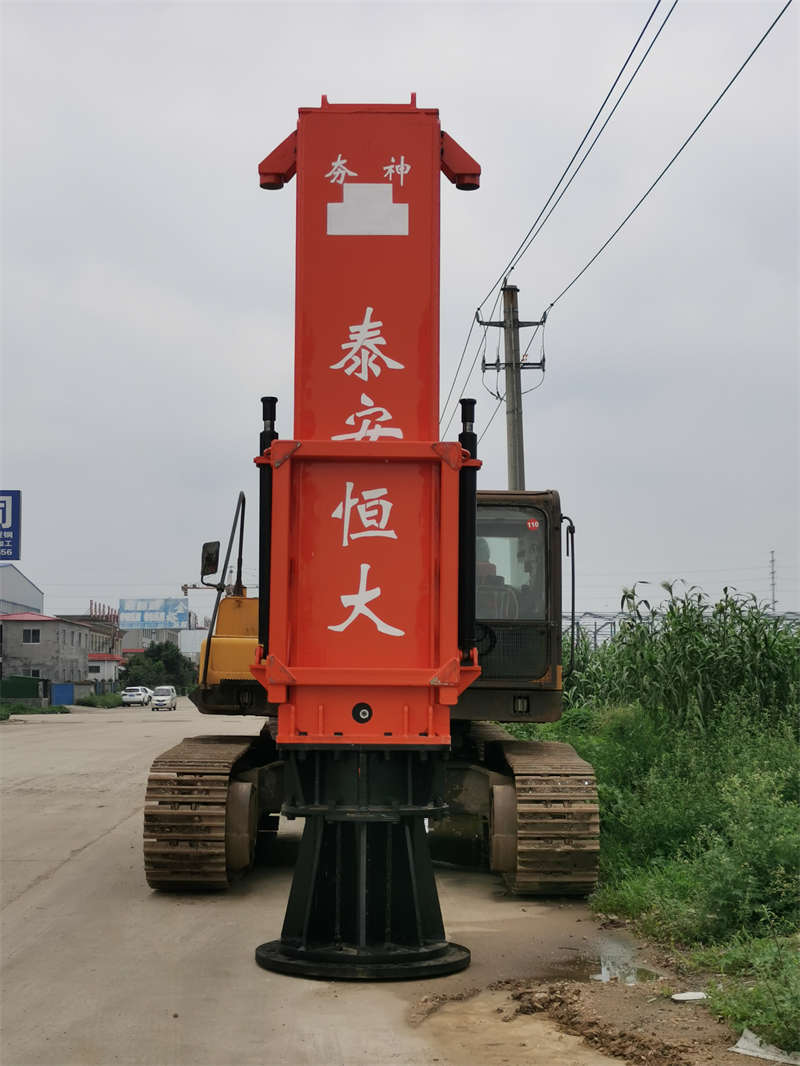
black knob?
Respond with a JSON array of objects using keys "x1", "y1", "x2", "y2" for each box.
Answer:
[{"x1": 352, "y1": 702, "x2": 373, "y2": 724}]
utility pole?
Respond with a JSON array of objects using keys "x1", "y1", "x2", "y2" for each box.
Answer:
[
  {"x1": 770, "y1": 549, "x2": 776, "y2": 611},
  {"x1": 477, "y1": 282, "x2": 545, "y2": 491}
]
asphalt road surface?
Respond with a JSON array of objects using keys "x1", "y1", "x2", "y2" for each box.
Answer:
[{"x1": 1, "y1": 702, "x2": 628, "y2": 1066}]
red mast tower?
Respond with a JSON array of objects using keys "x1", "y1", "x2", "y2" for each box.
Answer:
[{"x1": 252, "y1": 97, "x2": 482, "y2": 979}]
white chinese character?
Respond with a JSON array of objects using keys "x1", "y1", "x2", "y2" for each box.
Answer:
[
  {"x1": 328, "y1": 563, "x2": 405, "y2": 636},
  {"x1": 383, "y1": 155, "x2": 411, "y2": 187},
  {"x1": 325, "y1": 153, "x2": 357, "y2": 185},
  {"x1": 331, "y1": 394, "x2": 404, "y2": 442},
  {"x1": 0, "y1": 497, "x2": 12, "y2": 529},
  {"x1": 330, "y1": 307, "x2": 404, "y2": 382},
  {"x1": 332, "y1": 482, "x2": 398, "y2": 546}
]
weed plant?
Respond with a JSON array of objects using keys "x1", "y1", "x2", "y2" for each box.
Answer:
[
  {"x1": 538, "y1": 701, "x2": 799, "y2": 937},
  {"x1": 76, "y1": 693, "x2": 124, "y2": 708},
  {"x1": 691, "y1": 932, "x2": 800, "y2": 1052},
  {"x1": 0, "y1": 703, "x2": 70, "y2": 721},
  {"x1": 565, "y1": 583, "x2": 799, "y2": 729},
  {"x1": 513, "y1": 589, "x2": 800, "y2": 1049}
]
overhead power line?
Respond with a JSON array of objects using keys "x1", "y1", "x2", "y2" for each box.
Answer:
[
  {"x1": 439, "y1": 314, "x2": 478, "y2": 427},
  {"x1": 545, "y1": 0, "x2": 794, "y2": 314},
  {"x1": 440, "y1": 287, "x2": 503, "y2": 435},
  {"x1": 441, "y1": 0, "x2": 669, "y2": 432},
  {"x1": 478, "y1": 397, "x2": 504, "y2": 444},
  {"x1": 477, "y1": 0, "x2": 667, "y2": 311},
  {"x1": 578, "y1": 564, "x2": 785, "y2": 578},
  {"x1": 505, "y1": 0, "x2": 680, "y2": 279}
]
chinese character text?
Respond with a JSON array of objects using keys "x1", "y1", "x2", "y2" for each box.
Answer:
[
  {"x1": 330, "y1": 307, "x2": 404, "y2": 382},
  {"x1": 328, "y1": 563, "x2": 405, "y2": 636},
  {"x1": 331, "y1": 482, "x2": 398, "y2": 546}
]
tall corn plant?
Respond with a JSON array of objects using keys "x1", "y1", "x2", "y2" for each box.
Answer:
[{"x1": 564, "y1": 584, "x2": 800, "y2": 729}]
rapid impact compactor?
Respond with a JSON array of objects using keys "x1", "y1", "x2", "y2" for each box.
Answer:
[{"x1": 143, "y1": 97, "x2": 599, "y2": 980}]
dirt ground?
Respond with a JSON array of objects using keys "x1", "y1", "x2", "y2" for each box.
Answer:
[{"x1": 1, "y1": 704, "x2": 760, "y2": 1066}]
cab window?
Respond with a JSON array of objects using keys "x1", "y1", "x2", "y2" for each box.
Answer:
[{"x1": 476, "y1": 506, "x2": 547, "y2": 621}]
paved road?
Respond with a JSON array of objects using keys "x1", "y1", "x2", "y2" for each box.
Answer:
[{"x1": 1, "y1": 703, "x2": 626, "y2": 1065}]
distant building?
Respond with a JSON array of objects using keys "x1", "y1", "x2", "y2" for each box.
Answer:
[
  {"x1": 60, "y1": 612, "x2": 122, "y2": 657},
  {"x1": 59, "y1": 605, "x2": 123, "y2": 683},
  {"x1": 0, "y1": 565, "x2": 43, "y2": 614},
  {"x1": 179, "y1": 628, "x2": 208, "y2": 665},
  {"x1": 0, "y1": 613, "x2": 90, "y2": 682},
  {"x1": 121, "y1": 628, "x2": 180, "y2": 651},
  {"x1": 87, "y1": 652, "x2": 124, "y2": 683}
]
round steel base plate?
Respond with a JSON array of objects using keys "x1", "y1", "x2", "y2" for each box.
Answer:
[{"x1": 255, "y1": 940, "x2": 471, "y2": 981}]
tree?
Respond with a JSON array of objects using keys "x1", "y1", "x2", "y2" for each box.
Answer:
[{"x1": 121, "y1": 641, "x2": 196, "y2": 693}]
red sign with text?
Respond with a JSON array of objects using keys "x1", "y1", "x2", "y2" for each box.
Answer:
[{"x1": 253, "y1": 99, "x2": 481, "y2": 745}]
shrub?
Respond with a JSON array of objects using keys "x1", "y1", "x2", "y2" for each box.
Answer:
[
  {"x1": 592, "y1": 762, "x2": 800, "y2": 942},
  {"x1": 0, "y1": 703, "x2": 70, "y2": 720},
  {"x1": 695, "y1": 934, "x2": 800, "y2": 1053},
  {"x1": 515, "y1": 694, "x2": 799, "y2": 945},
  {"x1": 534, "y1": 587, "x2": 800, "y2": 1042},
  {"x1": 522, "y1": 698, "x2": 798, "y2": 878},
  {"x1": 564, "y1": 585, "x2": 800, "y2": 730},
  {"x1": 76, "y1": 693, "x2": 123, "y2": 708}
]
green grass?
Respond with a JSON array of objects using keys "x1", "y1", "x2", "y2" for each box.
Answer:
[
  {"x1": 558, "y1": 705, "x2": 800, "y2": 1050},
  {"x1": 75, "y1": 693, "x2": 123, "y2": 708},
  {"x1": 689, "y1": 934, "x2": 800, "y2": 1053},
  {"x1": 565, "y1": 583, "x2": 799, "y2": 730},
  {"x1": 0, "y1": 703, "x2": 70, "y2": 721},
  {"x1": 513, "y1": 588, "x2": 800, "y2": 1050}
]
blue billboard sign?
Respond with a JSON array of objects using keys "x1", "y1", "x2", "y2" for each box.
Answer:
[
  {"x1": 119, "y1": 597, "x2": 189, "y2": 629},
  {"x1": 0, "y1": 491, "x2": 21, "y2": 561}
]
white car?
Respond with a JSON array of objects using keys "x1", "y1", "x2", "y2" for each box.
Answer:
[
  {"x1": 151, "y1": 685, "x2": 177, "y2": 711},
  {"x1": 121, "y1": 686, "x2": 151, "y2": 706}
]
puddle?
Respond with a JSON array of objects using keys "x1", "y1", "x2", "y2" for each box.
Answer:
[
  {"x1": 590, "y1": 959, "x2": 660, "y2": 985},
  {"x1": 589, "y1": 935, "x2": 661, "y2": 985},
  {"x1": 532, "y1": 933, "x2": 662, "y2": 986}
]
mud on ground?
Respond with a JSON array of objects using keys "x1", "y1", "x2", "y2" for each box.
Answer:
[{"x1": 411, "y1": 966, "x2": 756, "y2": 1066}]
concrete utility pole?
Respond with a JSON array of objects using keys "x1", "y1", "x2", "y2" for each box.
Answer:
[
  {"x1": 770, "y1": 549, "x2": 776, "y2": 611},
  {"x1": 477, "y1": 282, "x2": 545, "y2": 491}
]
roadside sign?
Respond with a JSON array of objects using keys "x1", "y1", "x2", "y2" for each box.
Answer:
[
  {"x1": 0, "y1": 491, "x2": 21, "y2": 560},
  {"x1": 119, "y1": 597, "x2": 189, "y2": 629}
]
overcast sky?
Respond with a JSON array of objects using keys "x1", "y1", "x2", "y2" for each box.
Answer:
[{"x1": 2, "y1": 0, "x2": 797, "y2": 623}]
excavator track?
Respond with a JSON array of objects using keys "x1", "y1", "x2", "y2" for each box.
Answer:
[
  {"x1": 143, "y1": 736, "x2": 257, "y2": 890},
  {"x1": 473, "y1": 722, "x2": 600, "y2": 896}
]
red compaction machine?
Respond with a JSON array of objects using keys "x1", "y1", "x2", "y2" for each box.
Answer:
[
  {"x1": 251, "y1": 96, "x2": 482, "y2": 978},
  {"x1": 143, "y1": 95, "x2": 599, "y2": 981}
]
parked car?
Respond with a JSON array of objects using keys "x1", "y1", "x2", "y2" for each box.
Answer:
[
  {"x1": 151, "y1": 685, "x2": 177, "y2": 711},
  {"x1": 121, "y1": 686, "x2": 151, "y2": 706}
]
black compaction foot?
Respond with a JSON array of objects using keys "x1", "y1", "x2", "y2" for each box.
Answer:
[
  {"x1": 255, "y1": 939, "x2": 470, "y2": 981},
  {"x1": 255, "y1": 749, "x2": 470, "y2": 982}
]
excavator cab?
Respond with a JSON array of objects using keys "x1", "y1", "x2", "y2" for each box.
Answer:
[
  {"x1": 432, "y1": 488, "x2": 598, "y2": 894},
  {"x1": 455, "y1": 489, "x2": 563, "y2": 725}
]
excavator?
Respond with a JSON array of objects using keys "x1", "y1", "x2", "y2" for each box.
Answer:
[
  {"x1": 142, "y1": 97, "x2": 598, "y2": 978},
  {"x1": 143, "y1": 487, "x2": 599, "y2": 896}
]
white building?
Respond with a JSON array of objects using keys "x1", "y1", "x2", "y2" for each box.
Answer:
[
  {"x1": 0, "y1": 565, "x2": 43, "y2": 614},
  {"x1": 87, "y1": 653, "x2": 123, "y2": 683}
]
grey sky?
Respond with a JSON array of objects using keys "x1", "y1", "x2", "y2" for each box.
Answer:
[{"x1": 2, "y1": 0, "x2": 797, "y2": 621}]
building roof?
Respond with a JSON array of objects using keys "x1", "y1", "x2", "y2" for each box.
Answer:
[
  {"x1": 0, "y1": 612, "x2": 59, "y2": 622},
  {"x1": 0, "y1": 612, "x2": 93, "y2": 628},
  {"x1": 0, "y1": 564, "x2": 44, "y2": 595},
  {"x1": 88, "y1": 653, "x2": 124, "y2": 662}
]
